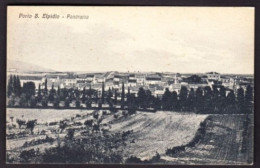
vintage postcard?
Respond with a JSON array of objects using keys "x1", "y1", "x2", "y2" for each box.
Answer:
[{"x1": 6, "y1": 6, "x2": 254, "y2": 164}]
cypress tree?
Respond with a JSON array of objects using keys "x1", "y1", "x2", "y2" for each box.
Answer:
[
  {"x1": 13, "y1": 75, "x2": 17, "y2": 96},
  {"x1": 127, "y1": 87, "x2": 131, "y2": 103},
  {"x1": 7, "y1": 75, "x2": 13, "y2": 97},
  {"x1": 245, "y1": 85, "x2": 253, "y2": 113},
  {"x1": 171, "y1": 91, "x2": 178, "y2": 111},
  {"x1": 226, "y1": 90, "x2": 236, "y2": 113},
  {"x1": 37, "y1": 84, "x2": 42, "y2": 101},
  {"x1": 212, "y1": 85, "x2": 220, "y2": 112},
  {"x1": 145, "y1": 89, "x2": 152, "y2": 108},
  {"x1": 57, "y1": 85, "x2": 60, "y2": 96},
  {"x1": 82, "y1": 87, "x2": 86, "y2": 103},
  {"x1": 107, "y1": 87, "x2": 113, "y2": 103},
  {"x1": 195, "y1": 87, "x2": 203, "y2": 113},
  {"x1": 237, "y1": 87, "x2": 245, "y2": 113},
  {"x1": 44, "y1": 78, "x2": 48, "y2": 95},
  {"x1": 162, "y1": 88, "x2": 171, "y2": 110},
  {"x1": 101, "y1": 82, "x2": 105, "y2": 104},
  {"x1": 179, "y1": 86, "x2": 188, "y2": 111},
  {"x1": 203, "y1": 86, "x2": 213, "y2": 113},
  {"x1": 114, "y1": 89, "x2": 118, "y2": 105},
  {"x1": 16, "y1": 76, "x2": 22, "y2": 96},
  {"x1": 137, "y1": 87, "x2": 146, "y2": 109},
  {"x1": 88, "y1": 85, "x2": 92, "y2": 98},
  {"x1": 49, "y1": 84, "x2": 55, "y2": 102},
  {"x1": 187, "y1": 88, "x2": 195, "y2": 112},
  {"x1": 121, "y1": 82, "x2": 125, "y2": 109},
  {"x1": 219, "y1": 86, "x2": 227, "y2": 112}
]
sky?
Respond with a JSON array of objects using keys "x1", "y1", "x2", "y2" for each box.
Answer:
[{"x1": 7, "y1": 7, "x2": 254, "y2": 74}]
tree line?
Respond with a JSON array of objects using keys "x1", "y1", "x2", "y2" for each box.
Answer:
[{"x1": 7, "y1": 75, "x2": 253, "y2": 114}]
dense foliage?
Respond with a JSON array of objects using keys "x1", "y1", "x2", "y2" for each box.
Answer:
[{"x1": 7, "y1": 75, "x2": 253, "y2": 114}]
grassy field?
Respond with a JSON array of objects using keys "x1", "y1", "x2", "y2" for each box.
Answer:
[
  {"x1": 162, "y1": 114, "x2": 253, "y2": 165},
  {"x1": 6, "y1": 108, "x2": 253, "y2": 164}
]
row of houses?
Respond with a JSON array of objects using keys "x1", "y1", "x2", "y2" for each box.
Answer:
[{"x1": 12, "y1": 71, "x2": 253, "y2": 98}]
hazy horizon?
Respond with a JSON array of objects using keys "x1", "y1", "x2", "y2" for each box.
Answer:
[
  {"x1": 7, "y1": 58, "x2": 254, "y2": 76},
  {"x1": 7, "y1": 7, "x2": 254, "y2": 74}
]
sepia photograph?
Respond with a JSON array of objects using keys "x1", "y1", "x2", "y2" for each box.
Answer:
[{"x1": 6, "y1": 6, "x2": 254, "y2": 165}]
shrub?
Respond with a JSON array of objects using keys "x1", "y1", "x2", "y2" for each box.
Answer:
[
  {"x1": 26, "y1": 120, "x2": 37, "y2": 134},
  {"x1": 76, "y1": 100, "x2": 81, "y2": 108},
  {"x1": 66, "y1": 129, "x2": 75, "y2": 140},
  {"x1": 114, "y1": 114, "x2": 118, "y2": 119},
  {"x1": 73, "y1": 122, "x2": 83, "y2": 126},
  {"x1": 125, "y1": 156, "x2": 150, "y2": 163},
  {"x1": 20, "y1": 149, "x2": 36, "y2": 162},
  {"x1": 166, "y1": 145, "x2": 185, "y2": 156},
  {"x1": 41, "y1": 137, "x2": 123, "y2": 163},
  {"x1": 75, "y1": 114, "x2": 81, "y2": 118},
  {"x1": 84, "y1": 120, "x2": 93, "y2": 127},
  {"x1": 49, "y1": 121, "x2": 58, "y2": 126},
  {"x1": 102, "y1": 110, "x2": 107, "y2": 115},
  {"x1": 122, "y1": 110, "x2": 128, "y2": 116},
  {"x1": 59, "y1": 121, "x2": 68, "y2": 132},
  {"x1": 16, "y1": 119, "x2": 26, "y2": 129},
  {"x1": 125, "y1": 156, "x2": 143, "y2": 163},
  {"x1": 150, "y1": 152, "x2": 161, "y2": 163},
  {"x1": 93, "y1": 111, "x2": 99, "y2": 120},
  {"x1": 93, "y1": 124, "x2": 100, "y2": 132}
]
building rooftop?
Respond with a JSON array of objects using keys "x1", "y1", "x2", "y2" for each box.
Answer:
[
  {"x1": 146, "y1": 77, "x2": 161, "y2": 81},
  {"x1": 206, "y1": 72, "x2": 220, "y2": 75}
]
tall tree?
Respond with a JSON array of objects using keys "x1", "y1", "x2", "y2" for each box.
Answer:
[
  {"x1": 7, "y1": 75, "x2": 13, "y2": 97},
  {"x1": 179, "y1": 86, "x2": 188, "y2": 111},
  {"x1": 227, "y1": 90, "x2": 236, "y2": 104},
  {"x1": 145, "y1": 89, "x2": 153, "y2": 108},
  {"x1": 87, "y1": 86, "x2": 92, "y2": 98},
  {"x1": 237, "y1": 87, "x2": 245, "y2": 113},
  {"x1": 187, "y1": 88, "x2": 195, "y2": 112},
  {"x1": 137, "y1": 87, "x2": 146, "y2": 109},
  {"x1": 101, "y1": 82, "x2": 105, "y2": 104},
  {"x1": 107, "y1": 87, "x2": 113, "y2": 104},
  {"x1": 162, "y1": 88, "x2": 171, "y2": 110},
  {"x1": 171, "y1": 91, "x2": 178, "y2": 111},
  {"x1": 153, "y1": 96, "x2": 161, "y2": 110},
  {"x1": 16, "y1": 76, "x2": 22, "y2": 96},
  {"x1": 82, "y1": 87, "x2": 86, "y2": 103},
  {"x1": 57, "y1": 85, "x2": 60, "y2": 97},
  {"x1": 138, "y1": 87, "x2": 146, "y2": 109},
  {"x1": 44, "y1": 78, "x2": 48, "y2": 95},
  {"x1": 13, "y1": 75, "x2": 18, "y2": 96},
  {"x1": 226, "y1": 90, "x2": 236, "y2": 113},
  {"x1": 49, "y1": 84, "x2": 56, "y2": 102},
  {"x1": 11, "y1": 75, "x2": 22, "y2": 97},
  {"x1": 245, "y1": 85, "x2": 253, "y2": 113},
  {"x1": 114, "y1": 89, "x2": 118, "y2": 105},
  {"x1": 219, "y1": 85, "x2": 227, "y2": 112},
  {"x1": 128, "y1": 87, "x2": 130, "y2": 95},
  {"x1": 127, "y1": 94, "x2": 137, "y2": 115},
  {"x1": 195, "y1": 87, "x2": 203, "y2": 113},
  {"x1": 22, "y1": 82, "x2": 36, "y2": 100},
  {"x1": 37, "y1": 84, "x2": 42, "y2": 101},
  {"x1": 121, "y1": 82, "x2": 125, "y2": 109},
  {"x1": 127, "y1": 87, "x2": 131, "y2": 101},
  {"x1": 203, "y1": 86, "x2": 213, "y2": 113},
  {"x1": 212, "y1": 85, "x2": 220, "y2": 112}
]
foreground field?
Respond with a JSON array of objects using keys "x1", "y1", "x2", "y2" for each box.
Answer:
[
  {"x1": 107, "y1": 111, "x2": 208, "y2": 160},
  {"x1": 162, "y1": 114, "x2": 253, "y2": 165},
  {"x1": 6, "y1": 108, "x2": 253, "y2": 164}
]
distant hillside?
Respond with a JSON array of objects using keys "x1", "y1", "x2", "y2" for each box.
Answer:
[{"x1": 7, "y1": 60, "x2": 55, "y2": 73}]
